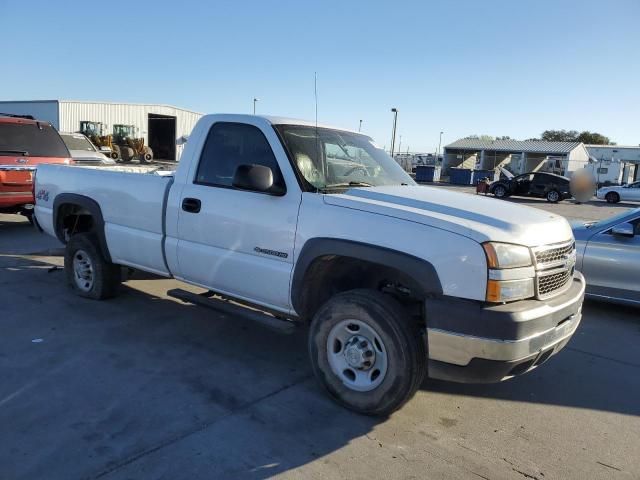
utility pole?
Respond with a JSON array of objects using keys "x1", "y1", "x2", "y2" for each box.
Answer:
[
  {"x1": 390, "y1": 108, "x2": 398, "y2": 157},
  {"x1": 358, "y1": 119, "x2": 363, "y2": 132},
  {"x1": 437, "y1": 131, "x2": 444, "y2": 164},
  {"x1": 253, "y1": 98, "x2": 259, "y2": 115}
]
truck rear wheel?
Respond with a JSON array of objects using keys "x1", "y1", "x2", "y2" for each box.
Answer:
[
  {"x1": 64, "y1": 233, "x2": 121, "y2": 300},
  {"x1": 309, "y1": 289, "x2": 426, "y2": 416}
]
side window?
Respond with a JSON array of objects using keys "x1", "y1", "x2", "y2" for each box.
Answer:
[{"x1": 195, "y1": 122, "x2": 285, "y2": 192}]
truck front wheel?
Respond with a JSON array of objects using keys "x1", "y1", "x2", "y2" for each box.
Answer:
[
  {"x1": 309, "y1": 289, "x2": 426, "y2": 416},
  {"x1": 64, "y1": 233, "x2": 121, "y2": 300}
]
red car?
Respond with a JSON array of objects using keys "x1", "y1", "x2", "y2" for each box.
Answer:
[{"x1": 0, "y1": 115, "x2": 72, "y2": 221}]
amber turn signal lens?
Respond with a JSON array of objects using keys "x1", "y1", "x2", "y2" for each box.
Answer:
[
  {"x1": 483, "y1": 243, "x2": 499, "y2": 269},
  {"x1": 486, "y1": 279, "x2": 501, "y2": 302}
]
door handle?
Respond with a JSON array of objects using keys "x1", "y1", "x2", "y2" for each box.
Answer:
[{"x1": 182, "y1": 197, "x2": 201, "y2": 213}]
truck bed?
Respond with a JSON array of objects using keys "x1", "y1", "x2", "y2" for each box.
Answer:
[{"x1": 35, "y1": 164, "x2": 173, "y2": 276}]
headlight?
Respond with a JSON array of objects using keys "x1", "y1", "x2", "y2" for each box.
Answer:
[
  {"x1": 483, "y1": 242, "x2": 534, "y2": 302},
  {"x1": 482, "y1": 242, "x2": 532, "y2": 269},
  {"x1": 486, "y1": 278, "x2": 535, "y2": 302}
]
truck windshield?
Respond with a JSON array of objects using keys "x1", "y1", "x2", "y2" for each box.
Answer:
[
  {"x1": 0, "y1": 122, "x2": 70, "y2": 158},
  {"x1": 275, "y1": 125, "x2": 415, "y2": 191}
]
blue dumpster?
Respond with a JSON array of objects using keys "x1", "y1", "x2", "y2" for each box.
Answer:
[
  {"x1": 449, "y1": 168, "x2": 472, "y2": 185},
  {"x1": 472, "y1": 169, "x2": 496, "y2": 184},
  {"x1": 415, "y1": 165, "x2": 441, "y2": 182}
]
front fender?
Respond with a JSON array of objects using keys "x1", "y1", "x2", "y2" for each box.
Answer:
[{"x1": 291, "y1": 237, "x2": 443, "y2": 315}]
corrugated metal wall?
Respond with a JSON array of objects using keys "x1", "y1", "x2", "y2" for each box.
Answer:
[
  {"x1": 0, "y1": 101, "x2": 60, "y2": 128},
  {"x1": 58, "y1": 101, "x2": 203, "y2": 160}
]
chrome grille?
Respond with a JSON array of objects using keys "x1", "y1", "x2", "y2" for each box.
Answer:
[
  {"x1": 533, "y1": 241, "x2": 576, "y2": 299},
  {"x1": 537, "y1": 269, "x2": 572, "y2": 296},
  {"x1": 534, "y1": 242, "x2": 575, "y2": 268}
]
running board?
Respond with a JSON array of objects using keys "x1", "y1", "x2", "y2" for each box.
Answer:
[{"x1": 166, "y1": 288, "x2": 297, "y2": 334}]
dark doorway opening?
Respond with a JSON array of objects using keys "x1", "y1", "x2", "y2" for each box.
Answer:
[{"x1": 148, "y1": 114, "x2": 177, "y2": 161}]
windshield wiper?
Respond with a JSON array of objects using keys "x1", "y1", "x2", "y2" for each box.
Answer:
[
  {"x1": 0, "y1": 150, "x2": 28, "y2": 155},
  {"x1": 325, "y1": 181, "x2": 373, "y2": 188}
]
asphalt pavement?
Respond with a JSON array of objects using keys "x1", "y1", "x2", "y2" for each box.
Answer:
[{"x1": 1, "y1": 194, "x2": 639, "y2": 480}]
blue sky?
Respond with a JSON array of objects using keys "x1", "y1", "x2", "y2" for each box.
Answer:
[{"x1": 2, "y1": 0, "x2": 639, "y2": 152}]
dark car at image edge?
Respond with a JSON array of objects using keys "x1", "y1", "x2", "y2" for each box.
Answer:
[{"x1": 490, "y1": 170, "x2": 572, "y2": 203}]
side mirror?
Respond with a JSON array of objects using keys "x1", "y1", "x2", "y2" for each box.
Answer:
[
  {"x1": 232, "y1": 164, "x2": 274, "y2": 193},
  {"x1": 611, "y1": 222, "x2": 635, "y2": 238}
]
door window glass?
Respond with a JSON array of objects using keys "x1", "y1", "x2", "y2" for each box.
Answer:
[{"x1": 195, "y1": 122, "x2": 284, "y2": 192}]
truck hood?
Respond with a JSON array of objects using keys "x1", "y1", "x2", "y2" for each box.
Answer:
[{"x1": 323, "y1": 185, "x2": 573, "y2": 247}]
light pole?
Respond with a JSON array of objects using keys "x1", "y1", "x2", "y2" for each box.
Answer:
[
  {"x1": 390, "y1": 108, "x2": 398, "y2": 157},
  {"x1": 358, "y1": 119, "x2": 363, "y2": 132},
  {"x1": 437, "y1": 131, "x2": 444, "y2": 164},
  {"x1": 253, "y1": 98, "x2": 259, "y2": 115}
]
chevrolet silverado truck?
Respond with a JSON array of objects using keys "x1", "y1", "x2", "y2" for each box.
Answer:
[
  {"x1": 34, "y1": 114, "x2": 585, "y2": 415},
  {"x1": 0, "y1": 115, "x2": 72, "y2": 220}
]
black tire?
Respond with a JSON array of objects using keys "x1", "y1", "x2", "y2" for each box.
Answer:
[
  {"x1": 546, "y1": 190, "x2": 561, "y2": 203},
  {"x1": 120, "y1": 147, "x2": 134, "y2": 163},
  {"x1": 309, "y1": 289, "x2": 426, "y2": 416},
  {"x1": 493, "y1": 184, "x2": 507, "y2": 198},
  {"x1": 111, "y1": 145, "x2": 121, "y2": 160},
  {"x1": 64, "y1": 233, "x2": 120, "y2": 300},
  {"x1": 605, "y1": 192, "x2": 620, "y2": 204},
  {"x1": 139, "y1": 147, "x2": 153, "y2": 164}
]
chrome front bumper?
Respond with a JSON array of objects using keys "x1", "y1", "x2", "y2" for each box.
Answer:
[{"x1": 426, "y1": 272, "x2": 585, "y2": 383}]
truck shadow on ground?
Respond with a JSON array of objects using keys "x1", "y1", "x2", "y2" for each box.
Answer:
[{"x1": 1, "y1": 254, "x2": 639, "y2": 479}]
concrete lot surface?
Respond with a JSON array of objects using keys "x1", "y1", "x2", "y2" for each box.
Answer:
[{"x1": 1, "y1": 194, "x2": 639, "y2": 480}]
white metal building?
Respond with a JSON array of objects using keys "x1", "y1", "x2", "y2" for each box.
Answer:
[
  {"x1": 0, "y1": 100, "x2": 203, "y2": 160},
  {"x1": 443, "y1": 139, "x2": 590, "y2": 176},
  {"x1": 585, "y1": 145, "x2": 640, "y2": 184}
]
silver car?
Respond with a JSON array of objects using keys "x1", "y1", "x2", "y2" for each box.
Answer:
[
  {"x1": 59, "y1": 132, "x2": 116, "y2": 165},
  {"x1": 573, "y1": 207, "x2": 640, "y2": 306}
]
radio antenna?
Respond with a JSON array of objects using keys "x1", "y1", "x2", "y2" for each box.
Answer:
[
  {"x1": 314, "y1": 72, "x2": 324, "y2": 186},
  {"x1": 314, "y1": 72, "x2": 318, "y2": 127}
]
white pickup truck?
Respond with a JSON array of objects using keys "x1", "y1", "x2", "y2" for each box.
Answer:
[{"x1": 34, "y1": 114, "x2": 585, "y2": 415}]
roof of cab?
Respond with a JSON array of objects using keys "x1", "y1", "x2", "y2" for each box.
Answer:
[{"x1": 202, "y1": 114, "x2": 364, "y2": 136}]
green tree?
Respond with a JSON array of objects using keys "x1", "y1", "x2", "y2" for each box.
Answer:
[
  {"x1": 541, "y1": 129, "x2": 613, "y2": 144},
  {"x1": 541, "y1": 129, "x2": 579, "y2": 141},
  {"x1": 576, "y1": 131, "x2": 612, "y2": 145}
]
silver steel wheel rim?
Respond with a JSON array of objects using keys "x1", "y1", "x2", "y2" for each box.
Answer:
[
  {"x1": 495, "y1": 186, "x2": 505, "y2": 197},
  {"x1": 72, "y1": 249, "x2": 94, "y2": 292},
  {"x1": 327, "y1": 319, "x2": 388, "y2": 392},
  {"x1": 548, "y1": 191, "x2": 559, "y2": 201}
]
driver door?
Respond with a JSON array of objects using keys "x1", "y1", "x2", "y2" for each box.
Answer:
[
  {"x1": 625, "y1": 182, "x2": 640, "y2": 201},
  {"x1": 514, "y1": 174, "x2": 532, "y2": 195},
  {"x1": 174, "y1": 121, "x2": 302, "y2": 312},
  {"x1": 530, "y1": 173, "x2": 549, "y2": 197}
]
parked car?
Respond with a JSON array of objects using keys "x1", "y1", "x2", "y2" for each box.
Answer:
[
  {"x1": 573, "y1": 208, "x2": 640, "y2": 306},
  {"x1": 59, "y1": 132, "x2": 116, "y2": 165},
  {"x1": 34, "y1": 114, "x2": 585, "y2": 415},
  {"x1": 490, "y1": 171, "x2": 572, "y2": 203},
  {"x1": 597, "y1": 181, "x2": 640, "y2": 204},
  {"x1": 0, "y1": 114, "x2": 72, "y2": 221}
]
